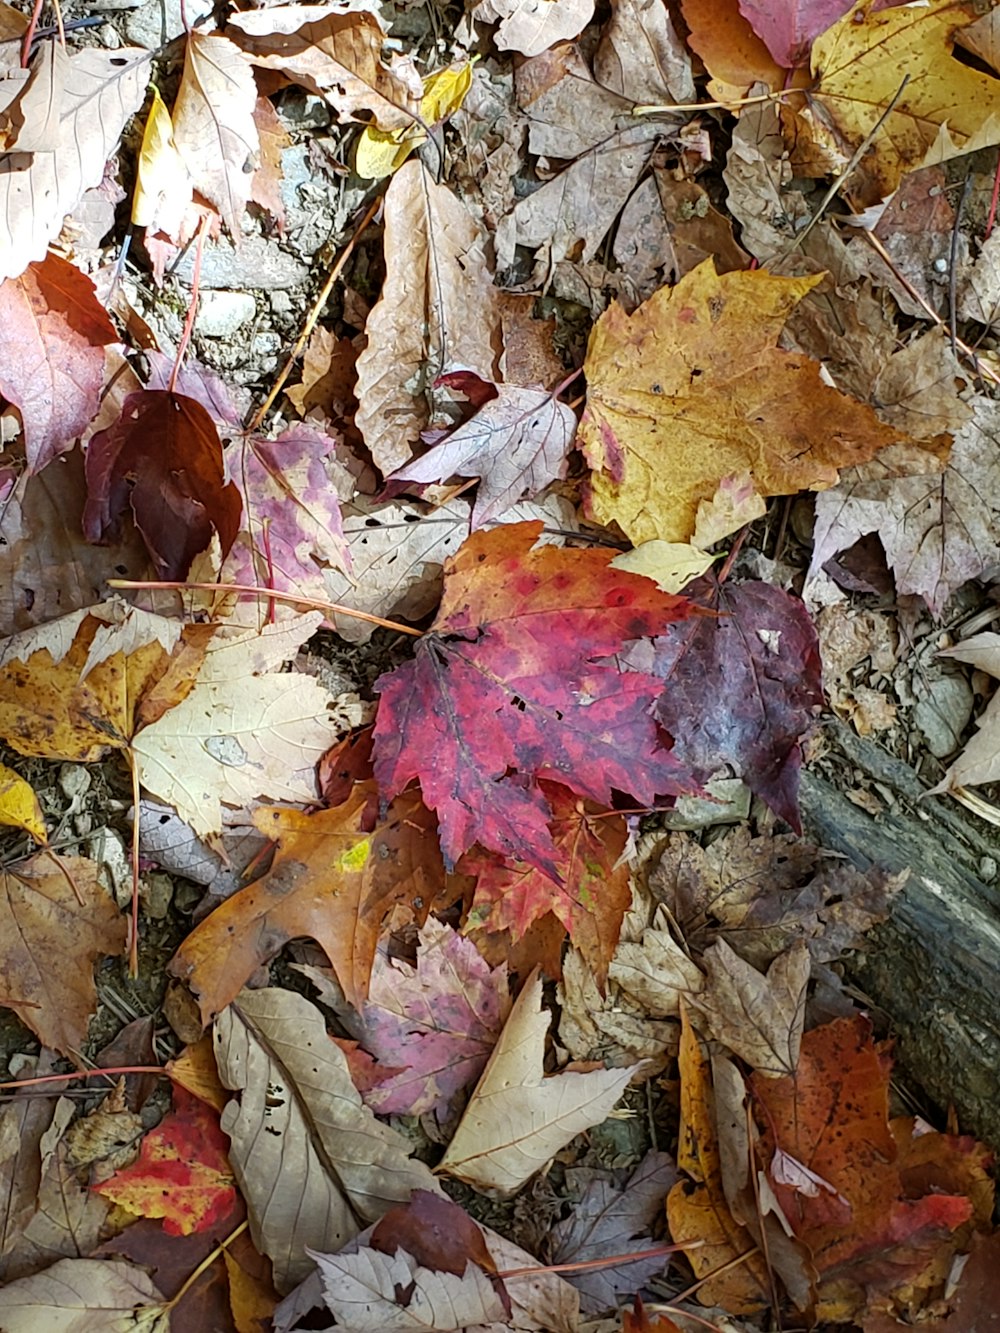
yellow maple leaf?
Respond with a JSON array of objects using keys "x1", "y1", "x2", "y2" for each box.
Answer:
[
  {"x1": 355, "y1": 61, "x2": 474, "y2": 180},
  {"x1": 0, "y1": 762, "x2": 45, "y2": 843},
  {"x1": 578, "y1": 259, "x2": 903, "y2": 544},
  {"x1": 808, "y1": 0, "x2": 1000, "y2": 202}
]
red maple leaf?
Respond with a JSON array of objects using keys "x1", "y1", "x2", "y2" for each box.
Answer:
[{"x1": 372, "y1": 522, "x2": 695, "y2": 874}]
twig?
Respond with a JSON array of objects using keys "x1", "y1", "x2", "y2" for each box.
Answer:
[
  {"x1": 633, "y1": 89, "x2": 795, "y2": 116},
  {"x1": 949, "y1": 170, "x2": 973, "y2": 359},
  {"x1": 244, "y1": 193, "x2": 382, "y2": 435},
  {"x1": 168, "y1": 213, "x2": 208, "y2": 394},
  {"x1": 106, "y1": 577, "x2": 423, "y2": 635}
]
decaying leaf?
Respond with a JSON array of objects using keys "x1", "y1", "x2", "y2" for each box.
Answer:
[
  {"x1": 439, "y1": 970, "x2": 638, "y2": 1196},
  {"x1": 0, "y1": 854, "x2": 126, "y2": 1057},
  {"x1": 579, "y1": 260, "x2": 902, "y2": 544},
  {"x1": 213, "y1": 986, "x2": 438, "y2": 1293},
  {"x1": 0, "y1": 1258, "x2": 166, "y2": 1332},
  {"x1": 354, "y1": 159, "x2": 501, "y2": 475}
]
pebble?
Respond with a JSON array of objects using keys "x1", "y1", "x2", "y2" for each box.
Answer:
[
  {"x1": 124, "y1": 0, "x2": 211, "y2": 48},
  {"x1": 197, "y1": 290, "x2": 257, "y2": 338}
]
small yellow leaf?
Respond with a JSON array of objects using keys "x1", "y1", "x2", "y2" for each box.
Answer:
[
  {"x1": 0, "y1": 763, "x2": 46, "y2": 842},
  {"x1": 132, "y1": 86, "x2": 191, "y2": 229},
  {"x1": 355, "y1": 61, "x2": 474, "y2": 180},
  {"x1": 610, "y1": 540, "x2": 714, "y2": 593}
]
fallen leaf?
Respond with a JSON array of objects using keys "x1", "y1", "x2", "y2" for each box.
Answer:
[
  {"x1": 460, "y1": 782, "x2": 632, "y2": 988},
  {"x1": 929, "y1": 631, "x2": 1000, "y2": 795},
  {"x1": 3, "y1": 38, "x2": 66, "y2": 153},
  {"x1": 0, "y1": 762, "x2": 45, "y2": 841},
  {"x1": 809, "y1": 391, "x2": 997, "y2": 618},
  {"x1": 807, "y1": 0, "x2": 1000, "y2": 204},
  {"x1": 0, "y1": 853, "x2": 126, "y2": 1057},
  {"x1": 595, "y1": 0, "x2": 695, "y2": 105},
  {"x1": 0, "y1": 1257, "x2": 166, "y2": 1331},
  {"x1": 0, "y1": 253, "x2": 117, "y2": 474},
  {"x1": 171, "y1": 30, "x2": 258, "y2": 238},
  {"x1": 579, "y1": 259, "x2": 901, "y2": 544},
  {"x1": 549, "y1": 1151, "x2": 678, "y2": 1312},
  {"x1": 369, "y1": 1190, "x2": 503, "y2": 1283},
  {"x1": 737, "y1": 0, "x2": 853, "y2": 68},
  {"x1": 133, "y1": 614, "x2": 360, "y2": 838},
  {"x1": 610, "y1": 540, "x2": 715, "y2": 594},
  {"x1": 372, "y1": 521, "x2": 695, "y2": 874},
  {"x1": 132, "y1": 85, "x2": 191, "y2": 237},
  {"x1": 314, "y1": 1246, "x2": 507, "y2": 1328},
  {"x1": 474, "y1": 0, "x2": 594, "y2": 57},
  {"x1": 679, "y1": 0, "x2": 782, "y2": 102},
  {"x1": 84, "y1": 389, "x2": 243, "y2": 580},
  {"x1": 666, "y1": 1007, "x2": 771, "y2": 1312},
  {"x1": 355, "y1": 61, "x2": 473, "y2": 179},
  {"x1": 607, "y1": 906, "x2": 705, "y2": 1016},
  {"x1": 354, "y1": 159, "x2": 501, "y2": 475},
  {"x1": 0, "y1": 46, "x2": 150, "y2": 283},
  {"x1": 688, "y1": 939, "x2": 809, "y2": 1077},
  {"x1": 213, "y1": 986, "x2": 438, "y2": 1293},
  {"x1": 228, "y1": 3, "x2": 422, "y2": 131},
  {"x1": 388, "y1": 371, "x2": 576, "y2": 529},
  {"x1": 96, "y1": 1087, "x2": 237, "y2": 1236},
  {"x1": 340, "y1": 917, "x2": 510, "y2": 1119},
  {"x1": 439, "y1": 970, "x2": 639, "y2": 1196},
  {"x1": 648, "y1": 576, "x2": 823, "y2": 830}
]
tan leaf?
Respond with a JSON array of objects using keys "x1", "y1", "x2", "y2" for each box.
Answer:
[
  {"x1": 440, "y1": 970, "x2": 639, "y2": 1196},
  {"x1": 930, "y1": 631, "x2": 1000, "y2": 795},
  {"x1": 214, "y1": 986, "x2": 439, "y2": 1293},
  {"x1": 171, "y1": 30, "x2": 258, "y2": 238},
  {"x1": 0, "y1": 854, "x2": 126, "y2": 1059},
  {"x1": 609, "y1": 906, "x2": 705, "y2": 1015},
  {"x1": 594, "y1": 0, "x2": 694, "y2": 106},
  {"x1": 228, "y1": 3, "x2": 421, "y2": 131},
  {"x1": 0, "y1": 47, "x2": 150, "y2": 282},
  {"x1": 314, "y1": 1248, "x2": 507, "y2": 1329},
  {"x1": 354, "y1": 159, "x2": 501, "y2": 475},
  {"x1": 0, "y1": 1258, "x2": 165, "y2": 1331},
  {"x1": 473, "y1": 0, "x2": 594, "y2": 57},
  {"x1": 5, "y1": 39, "x2": 66, "y2": 153},
  {"x1": 133, "y1": 614, "x2": 362, "y2": 837},
  {"x1": 688, "y1": 939, "x2": 809, "y2": 1078}
]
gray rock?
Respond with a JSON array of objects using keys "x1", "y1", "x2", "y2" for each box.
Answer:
[
  {"x1": 197, "y1": 290, "x2": 257, "y2": 338},
  {"x1": 125, "y1": 0, "x2": 211, "y2": 48},
  {"x1": 168, "y1": 231, "x2": 310, "y2": 291}
]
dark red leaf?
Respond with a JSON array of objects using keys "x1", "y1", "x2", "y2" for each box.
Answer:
[
  {"x1": 649, "y1": 577, "x2": 822, "y2": 832},
  {"x1": 84, "y1": 389, "x2": 242, "y2": 579}
]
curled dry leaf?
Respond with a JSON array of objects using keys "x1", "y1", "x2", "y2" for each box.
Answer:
[
  {"x1": 0, "y1": 46, "x2": 150, "y2": 283},
  {"x1": 439, "y1": 970, "x2": 639, "y2": 1196},
  {"x1": 213, "y1": 986, "x2": 439, "y2": 1293},
  {"x1": 354, "y1": 159, "x2": 501, "y2": 475}
]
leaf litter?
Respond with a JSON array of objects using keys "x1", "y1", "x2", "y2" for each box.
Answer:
[{"x1": 0, "y1": 0, "x2": 998, "y2": 1328}]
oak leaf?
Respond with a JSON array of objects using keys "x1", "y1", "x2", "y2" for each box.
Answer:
[
  {"x1": 439, "y1": 970, "x2": 638, "y2": 1196},
  {"x1": 0, "y1": 854, "x2": 126, "y2": 1057},
  {"x1": 372, "y1": 521, "x2": 695, "y2": 874},
  {"x1": 213, "y1": 986, "x2": 438, "y2": 1293},
  {"x1": 388, "y1": 371, "x2": 576, "y2": 529},
  {"x1": 95, "y1": 1088, "x2": 236, "y2": 1237},
  {"x1": 355, "y1": 159, "x2": 501, "y2": 475},
  {"x1": 808, "y1": 0, "x2": 1000, "y2": 204},
  {"x1": 0, "y1": 253, "x2": 117, "y2": 474},
  {"x1": 579, "y1": 260, "x2": 901, "y2": 544}
]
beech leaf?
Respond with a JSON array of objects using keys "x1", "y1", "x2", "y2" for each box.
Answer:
[
  {"x1": 213, "y1": 986, "x2": 439, "y2": 1293},
  {"x1": 439, "y1": 970, "x2": 639, "y2": 1196},
  {"x1": 372, "y1": 521, "x2": 695, "y2": 873}
]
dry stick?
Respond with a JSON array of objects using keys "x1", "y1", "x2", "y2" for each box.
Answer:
[
  {"x1": 158, "y1": 1219, "x2": 249, "y2": 1315},
  {"x1": 949, "y1": 170, "x2": 973, "y2": 360},
  {"x1": 775, "y1": 74, "x2": 909, "y2": 263},
  {"x1": 497, "y1": 1241, "x2": 700, "y2": 1280},
  {"x1": 107, "y1": 577, "x2": 423, "y2": 636},
  {"x1": 632, "y1": 89, "x2": 796, "y2": 117},
  {"x1": 244, "y1": 193, "x2": 383, "y2": 436},
  {"x1": 168, "y1": 214, "x2": 209, "y2": 394},
  {"x1": 860, "y1": 228, "x2": 1000, "y2": 387}
]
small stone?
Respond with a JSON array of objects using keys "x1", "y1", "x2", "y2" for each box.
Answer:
[
  {"x1": 59, "y1": 764, "x2": 91, "y2": 803},
  {"x1": 198, "y1": 290, "x2": 257, "y2": 338},
  {"x1": 170, "y1": 232, "x2": 310, "y2": 291},
  {"x1": 980, "y1": 856, "x2": 997, "y2": 881},
  {"x1": 141, "y1": 872, "x2": 174, "y2": 920}
]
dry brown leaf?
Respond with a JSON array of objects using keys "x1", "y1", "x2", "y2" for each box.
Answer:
[
  {"x1": 558, "y1": 947, "x2": 679, "y2": 1072},
  {"x1": 594, "y1": 0, "x2": 694, "y2": 105},
  {"x1": 355, "y1": 159, "x2": 501, "y2": 475},
  {"x1": 228, "y1": 3, "x2": 421, "y2": 131},
  {"x1": 5, "y1": 39, "x2": 66, "y2": 153},
  {"x1": 0, "y1": 854, "x2": 126, "y2": 1058},
  {"x1": 0, "y1": 1257, "x2": 165, "y2": 1331},
  {"x1": 171, "y1": 30, "x2": 259, "y2": 238},
  {"x1": 688, "y1": 939, "x2": 809, "y2": 1078},
  {"x1": 439, "y1": 970, "x2": 639, "y2": 1196},
  {"x1": 474, "y1": 0, "x2": 594, "y2": 57},
  {"x1": 609, "y1": 906, "x2": 705, "y2": 1015},
  {"x1": 213, "y1": 986, "x2": 439, "y2": 1293},
  {"x1": 0, "y1": 46, "x2": 150, "y2": 282},
  {"x1": 930, "y1": 632, "x2": 1000, "y2": 795}
]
